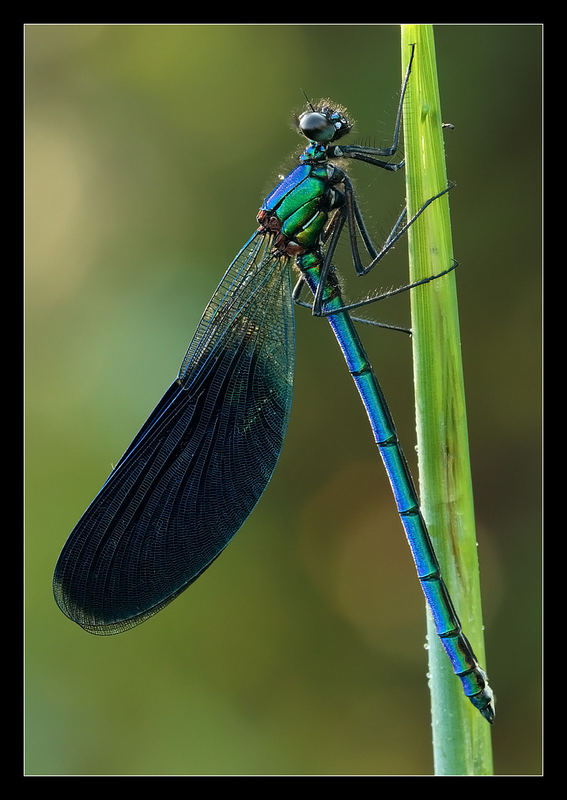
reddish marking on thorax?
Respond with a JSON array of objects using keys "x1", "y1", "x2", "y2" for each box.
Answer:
[{"x1": 257, "y1": 210, "x2": 307, "y2": 256}]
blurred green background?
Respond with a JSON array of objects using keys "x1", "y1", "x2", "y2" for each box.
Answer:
[{"x1": 25, "y1": 24, "x2": 542, "y2": 775}]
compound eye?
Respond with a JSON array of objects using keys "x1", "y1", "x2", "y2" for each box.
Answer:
[{"x1": 298, "y1": 111, "x2": 336, "y2": 143}]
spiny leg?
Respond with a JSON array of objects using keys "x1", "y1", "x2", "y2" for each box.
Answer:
[
  {"x1": 312, "y1": 179, "x2": 457, "y2": 317},
  {"x1": 341, "y1": 174, "x2": 411, "y2": 278},
  {"x1": 311, "y1": 206, "x2": 348, "y2": 316},
  {"x1": 309, "y1": 174, "x2": 402, "y2": 315},
  {"x1": 315, "y1": 258, "x2": 459, "y2": 318},
  {"x1": 297, "y1": 184, "x2": 458, "y2": 321},
  {"x1": 343, "y1": 42, "x2": 415, "y2": 160},
  {"x1": 345, "y1": 180, "x2": 455, "y2": 277},
  {"x1": 292, "y1": 274, "x2": 412, "y2": 334}
]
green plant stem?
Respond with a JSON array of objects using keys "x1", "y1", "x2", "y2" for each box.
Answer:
[{"x1": 400, "y1": 24, "x2": 493, "y2": 775}]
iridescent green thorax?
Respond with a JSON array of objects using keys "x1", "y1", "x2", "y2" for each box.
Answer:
[{"x1": 257, "y1": 162, "x2": 343, "y2": 255}]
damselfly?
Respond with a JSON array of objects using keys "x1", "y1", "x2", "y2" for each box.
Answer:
[{"x1": 53, "y1": 45, "x2": 494, "y2": 723}]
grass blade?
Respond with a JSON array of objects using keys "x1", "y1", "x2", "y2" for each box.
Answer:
[{"x1": 400, "y1": 23, "x2": 494, "y2": 775}]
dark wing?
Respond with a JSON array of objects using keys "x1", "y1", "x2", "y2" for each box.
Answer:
[{"x1": 53, "y1": 233, "x2": 295, "y2": 634}]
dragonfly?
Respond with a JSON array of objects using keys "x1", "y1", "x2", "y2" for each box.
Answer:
[{"x1": 53, "y1": 44, "x2": 495, "y2": 724}]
